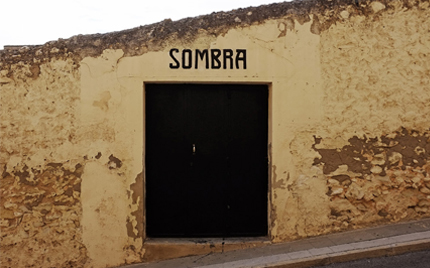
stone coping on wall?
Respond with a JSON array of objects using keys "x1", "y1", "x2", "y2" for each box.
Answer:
[{"x1": 1, "y1": 0, "x2": 422, "y2": 68}]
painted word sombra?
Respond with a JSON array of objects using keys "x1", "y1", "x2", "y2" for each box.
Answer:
[{"x1": 169, "y1": 49, "x2": 247, "y2": 69}]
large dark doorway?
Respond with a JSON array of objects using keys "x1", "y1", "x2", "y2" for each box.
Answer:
[{"x1": 145, "y1": 84, "x2": 268, "y2": 237}]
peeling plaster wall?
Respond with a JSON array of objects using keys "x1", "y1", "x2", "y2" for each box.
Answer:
[
  {"x1": 315, "y1": 0, "x2": 430, "y2": 232},
  {"x1": 272, "y1": 0, "x2": 430, "y2": 242},
  {"x1": 1, "y1": 0, "x2": 430, "y2": 267},
  {"x1": 1, "y1": 42, "x2": 145, "y2": 268},
  {"x1": 0, "y1": 58, "x2": 89, "y2": 267},
  {"x1": 78, "y1": 49, "x2": 145, "y2": 267}
]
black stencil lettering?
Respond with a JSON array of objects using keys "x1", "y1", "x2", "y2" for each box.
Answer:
[
  {"x1": 235, "y1": 49, "x2": 247, "y2": 69},
  {"x1": 223, "y1": 49, "x2": 234, "y2": 69},
  {"x1": 182, "y1": 49, "x2": 193, "y2": 69},
  {"x1": 169, "y1": 48, "x2": 180, "y2": 69},
  {"x1": 211, "y1": 49, "x2": 222, "y2": 69},
  {"x1": 195, "y1": 49, "x2": 209, "y2": 69},
  {"x1": 170, "y1": 48, "x2": 247, "y2": 69}
]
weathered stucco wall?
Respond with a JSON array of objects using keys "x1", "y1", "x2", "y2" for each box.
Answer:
[
  {"x1": 316, "y1": 0, "x2": 430, "y2": 230},
  {"x1": 0, "y1": 57, "x2": 88, "y2": 267},
  {"x1": 271, "y1": 0, "x2": 430, "y2": 242},
  {"x1": 1, "y1": 0, "x2": 430, "y2": 267}
]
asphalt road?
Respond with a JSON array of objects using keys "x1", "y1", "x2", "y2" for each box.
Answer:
[{"x1": 311, "y1": 250, "x2": 430, "y2": 268}]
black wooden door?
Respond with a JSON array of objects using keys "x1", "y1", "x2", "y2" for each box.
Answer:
[{"x1": 145, "y1": 84, "x2": 268, "y2": 237}]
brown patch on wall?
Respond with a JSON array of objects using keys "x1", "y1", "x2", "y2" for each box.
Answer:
[
  {"x1": 310, "y1": 14, "x2": 321, "y2": 35},
  {"x1": 269, "y1": 165, "x2": 278, "y2": 240},
  {"x1": 313, "y1": 128, "x2": 430, "y2": 230},
  {"x1": 332, "y1": 175, "x2": 352, "y2": 186},
  {"x1": 127, "y1": 172, "x2": 144, "y2": 242},
  {"x1": 126, "y1": 218, "x2": 136, "y2": 239},
  {"x1": 93, "y1": 91, "x2": 111, "y2": 111},
  {"x1": 382, "y1": 129, "x2": 430, "y2": 169},
  {"x1": 1, "y1": 0, "x2": 421, "y2": 69},
  {"x1": 108, "y1": 154, "x2": 123, "y2": 170},
  {"x1": 47, "y1": 162, "x2": 63, "y2": 168},
  {"x1": 29, "y1": 64, "x2": 40, "y2": 79},
  {"x1": 0, "y1": 161, "x2": 88, "y2": 267},
  {"x1": 313, "y1": 128, "x2": 430, "y2": 175}
]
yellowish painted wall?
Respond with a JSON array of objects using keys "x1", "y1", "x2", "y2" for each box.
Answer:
[
  {"x1": 0, "y1": 58, "x2": 88, "y2": 267},
  {"x1": 273, "y1": 0, "x2": 430, "y2": 242},
  {"x1": 1, "y1": 0, "x2": 430, "y2": 267}
]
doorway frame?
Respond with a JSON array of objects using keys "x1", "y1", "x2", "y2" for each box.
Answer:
[{"x1": 142, "y1": 81, "x2": 273, "y2": 240}]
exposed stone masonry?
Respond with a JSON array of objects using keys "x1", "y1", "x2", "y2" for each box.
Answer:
[
  {"x1": 313, "y1": 128, "x2": 430, "y2": 230},
  {"x1": 1, "y1": 162, "x2": 88, "y2": 267}
]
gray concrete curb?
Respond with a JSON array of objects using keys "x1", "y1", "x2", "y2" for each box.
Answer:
[
  {"x1": 263, "y1": 239, "x2": 430, "y2": 268},
  {"x1": 195, "y1": 231, "x2": 430, "y2": 268}
]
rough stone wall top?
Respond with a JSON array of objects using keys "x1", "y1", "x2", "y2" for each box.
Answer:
[{"x1": 1, "y1": 0, "x2": 423, "y2": 71}]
